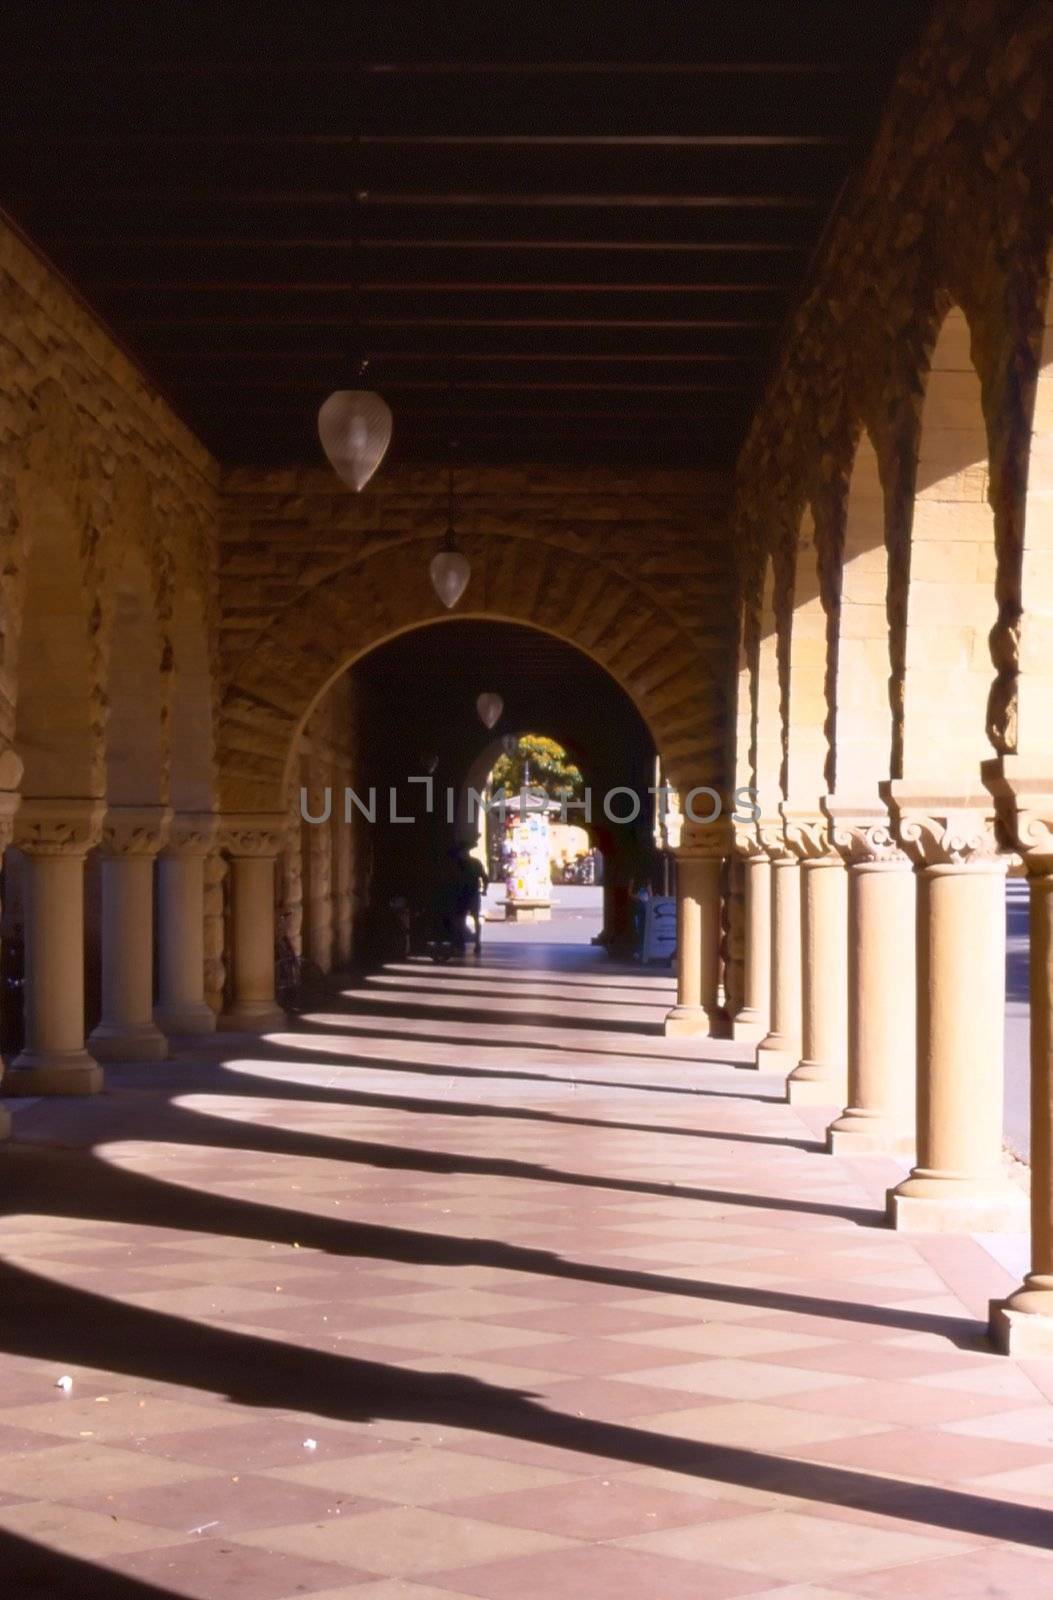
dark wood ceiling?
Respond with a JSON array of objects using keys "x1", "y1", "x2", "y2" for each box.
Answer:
[{"x1": 0, "y1": 2, "x2": 928, "y2": 471}]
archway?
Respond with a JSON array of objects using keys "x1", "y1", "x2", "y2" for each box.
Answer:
[
  {"x1": 217, "y1": 532, "x2": 716, "y2": 818},
  {"x1": 900, "y1": 304, "x2": 998, "y2": 788}
]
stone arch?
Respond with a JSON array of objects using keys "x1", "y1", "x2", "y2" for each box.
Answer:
[
  {"x1": 899, "y1": 304, "x2": 998, "y2": 787},
  {"x1": 169, "y1": 582, "x2": 216, "y2": 813},
  {"x1": 101, "y1": 537, "x2": 167, "y2": 808},
  {"x1": 753, "y1": 555, "x2": 781, "y2": 822},
  {"x1": 1014, "y1": 263, "x2": 1053, "y2": 760},
  {"x1": 10, "y1": 478, "x2": 99, "y2": 801},
  {"x1": 218, "y1": 532, "x2": 712, "y2": 813},
  {"x1": 785, "y1": 505, "x2": 827, "y2": 808},
  {"x1": 831, "y1": 431, "x2": 893, "y2": 800}
]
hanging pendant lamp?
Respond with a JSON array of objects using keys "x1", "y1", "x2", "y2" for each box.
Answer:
[
  {"x1": 477, "y1": 693, "x2": 503, "y2": 729},
  {"x1": 318, "y1": 384, "x2": 392, "y2": 492},
  {"x1": 430, "y1": 533, "x2": 471, "y2": 609},
  {"x1": 317, "y1": 91, "x2": 392, "y2": 493}
]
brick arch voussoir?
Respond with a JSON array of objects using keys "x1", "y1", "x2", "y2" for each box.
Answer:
[{"x1": 218, "y1": 533, "x2": 711, "y2": 812}]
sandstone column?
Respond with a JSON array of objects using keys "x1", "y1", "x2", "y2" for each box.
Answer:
[
  {"x1": 0, "y1": 781, "x2": 21, "y2": 1134},
  {"x1": 88, "y1": 806, "x2": 171, "y2": 1062},
  {"x1": 155, "y1": 812, "x2": 217, "y2": 1036},
  {"x1": 985, "y1": 762, "x2": 1053, "y2": 1351},
  {"x1": 783, "y1": 813, "x2": 847, "y2": 1106},
  {"x1": 755, "y1": 823, "x2": 801, "y2": 1072},
  {"x1": 7, "y1": 798, "x2": 105, "y2": 1095},
  {"x1": 219, "y1": 815, "x2": 287, "y2": 1032},
  {"x1": 824, "y1": 803, "x2": 916, "y2": 1155},
  {"x1": 731, "y1": 835, "x2": 770, "y2": 1043},
  {"x1": 664, "y1": 833, "x2": 724, "y2": 1037},
  {"x1": 885, "y1": 793, "x2": 1025, "y2": 1233}
]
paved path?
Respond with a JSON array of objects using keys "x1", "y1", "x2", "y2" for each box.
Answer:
[{"x1": 1, "y1": 940, "x2": 1051, "y2": 1597}]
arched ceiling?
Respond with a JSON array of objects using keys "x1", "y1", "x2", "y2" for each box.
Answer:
[{"x1": 0, "y1": 1, "x2": 926, "y2": 470}]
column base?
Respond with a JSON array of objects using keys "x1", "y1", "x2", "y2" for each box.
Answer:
[
  {"x1": 826, "y1": 1108, "x2": 914, "y2": 1157},
  {"x1": 663, "y1": 1005, "x2": 716, "y2": 1038},
  {"x1": 730, "y1": 1007, "x2": 768, "y2": 1044},
  {"x1": 5, "y1": 1050, "x2": 103, "y2": 1096},
  {"x1": 989, "y1": 1280, "x2": 1053, "y2": 1355},
  {"x1": 754, "y1": 1033, "x2": 800, "y2": 1072},
  {"x1": 786, "y1": 1060, "x2": 846, "y2": 1106},
  {"x1": 887, "y1": 1172, "x2": 1028, "y2": 1234},
  {"x1": 153, "y1": 1002, "x2": 217, "y2": 1036},
  {"x1": 219, "y1": 1001, "x2": 287, "y2": 1033},
  {"x1": 88, "y1": 1021, "x2": 169, "y2": 1062}
]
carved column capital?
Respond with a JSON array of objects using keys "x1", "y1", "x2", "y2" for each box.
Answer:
[
  {"x1": 218, "y1": 812, "x2": 289, "y2": 859},
  {"x1": 780, "y1": 805, "x2": 839, "y2": 864},
  {"x1": 822, "y1": 794, "x2": 909, "y2": 868},
  {"x1": 732, "y1": 824, "x2": 766, "y2": 860},
  {"x1": 100, "y1": 804, "x2": 173, "y2": 857},
  {"x1": 983, "y1": 756, "x2": 1053, "y2": 875},
  {"x1": 14, "y1": 797, "x2": 105, "y2": 857},
  {"x1": 0, "y1": 788, "x2": 21, "y2": 854},
  {"x1": 884, "y1": 783, "x2": 1002, "y2": 870},
  {"x1": 758, "y1": 815, "x2": 794, "y2": 862},
  {"x1": 163, "y1": 810, "x2": 218, "y2": 859},
  {"x1": 677, "y1": 820, "x2": 734, "y2": 860}
]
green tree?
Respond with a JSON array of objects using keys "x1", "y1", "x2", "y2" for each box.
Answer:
[{"x1": 490, "y1": 734, "x2": 583, "y2": 801}]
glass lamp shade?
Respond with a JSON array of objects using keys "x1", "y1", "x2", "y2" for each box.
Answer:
[
  {"x1": 317, "y1": 389, "x2": 393, "y2": 492},
  {"x1": 477, "y1": 692, "x2": 504, "y2": 730},
  {"x1": 430, "y1": 545, "x2": 471, "y2": 609}
]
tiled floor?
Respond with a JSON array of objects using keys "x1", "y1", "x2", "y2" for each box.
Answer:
[{"x1": 2, "y1": 939, "x2": 1053, "y2": 1598}]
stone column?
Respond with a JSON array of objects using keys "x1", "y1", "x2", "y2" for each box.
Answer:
[
  {"x1": 824, "y1": 802, "x2": 916, "y2": 1155},
  {"x1": 885, "y1": 792, "x2": 1026, "y2": 1233},
  {"x1": 219, "y1": 815, "x2": 287, "y2": 1032},
  {"x1": 783, "y1": 813, "x2": 848, "y2": 1106},
  {"x1": 333, "y1": 786, "x2": 354, "y2": 968},
  {"x1": 203, "y1": 849, "x2": 227, "y2": 1014},
  {"x1": 0, "y1": 781, "x2": 21, "y2": 1135},
  {"x1": 985, "y1": 762, "x2": 1053, "y2": 1352},
  {"x1": 88, "y1": 806, "x2": 171, "y2": 1062},
  {"x1": 7, "y1": 798, "x2": 105, "y2": 1095},
  {"x1": 755, "y1": 823, "x2": 802, "y2": 1072},
  {"x1": 664, "y1": 832, "x2": 724, "y2": 1037},
  {"x1": 731, "y1": 835, "x2": 770, "y2": 1043},
  {"x1": 154, "y1": 812, "x2": 217, "y2": 1036}
]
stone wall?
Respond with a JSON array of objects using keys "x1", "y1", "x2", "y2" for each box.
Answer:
[
  {"x1": 733, "y1": 0, "x2": 1053, "y2": 782},
  {"x1": 0, "y1": 212, "x2": 220, "y2": 805}
]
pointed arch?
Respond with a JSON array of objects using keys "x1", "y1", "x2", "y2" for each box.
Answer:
[
  {"x1": 785, "y1": 506, "x2": 827, "y2": 807},
  {"x1": 832, "y1": 431, "x2": 892, "y2": 799},
  {"x1": 901, "y1": 305, "x2": 997, "y2": 786}
]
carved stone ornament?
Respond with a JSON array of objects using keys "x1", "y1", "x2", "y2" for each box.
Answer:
[
  {"x1": 780, "y1": 805, "x2": 840, "y2": 863},
  {"x1": 218, "y1": 812, "x2": 290, "y2": 859},
  {"x1": 983, "y1": 757, "x2": 1053, "y2": 874},
  {"x1": 101, "y1": 804, "x2": 173, "y2": 857},
  {"x1": 164, "y1": 810, "x2": 218, "y2": 859},
  {"x1": 677, "y1": 820, "x2": 734, "y2": 860},
  {"x1": 883, "y1": 780, "x2": 998, "y2": 870},
  {"x1": 14, "y1": 797, "x2": 106, "y2": 857},
  {"x1": 0, "y1": 787, "x2": 21, "y2": 854},
  {"x1": 821, "y1": 795, "x2": 909, "y2": 868},
  {"x1": 732, "y1": 824, "x2": 766, "y2": 860},
  {"x1": 758, "y1": 815, "x2": 795, "y2": 862}
]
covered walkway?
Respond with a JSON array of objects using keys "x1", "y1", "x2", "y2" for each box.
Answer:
[{"x1": 1, "y1": 938, "x2": 1050, "y2": 1598}]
